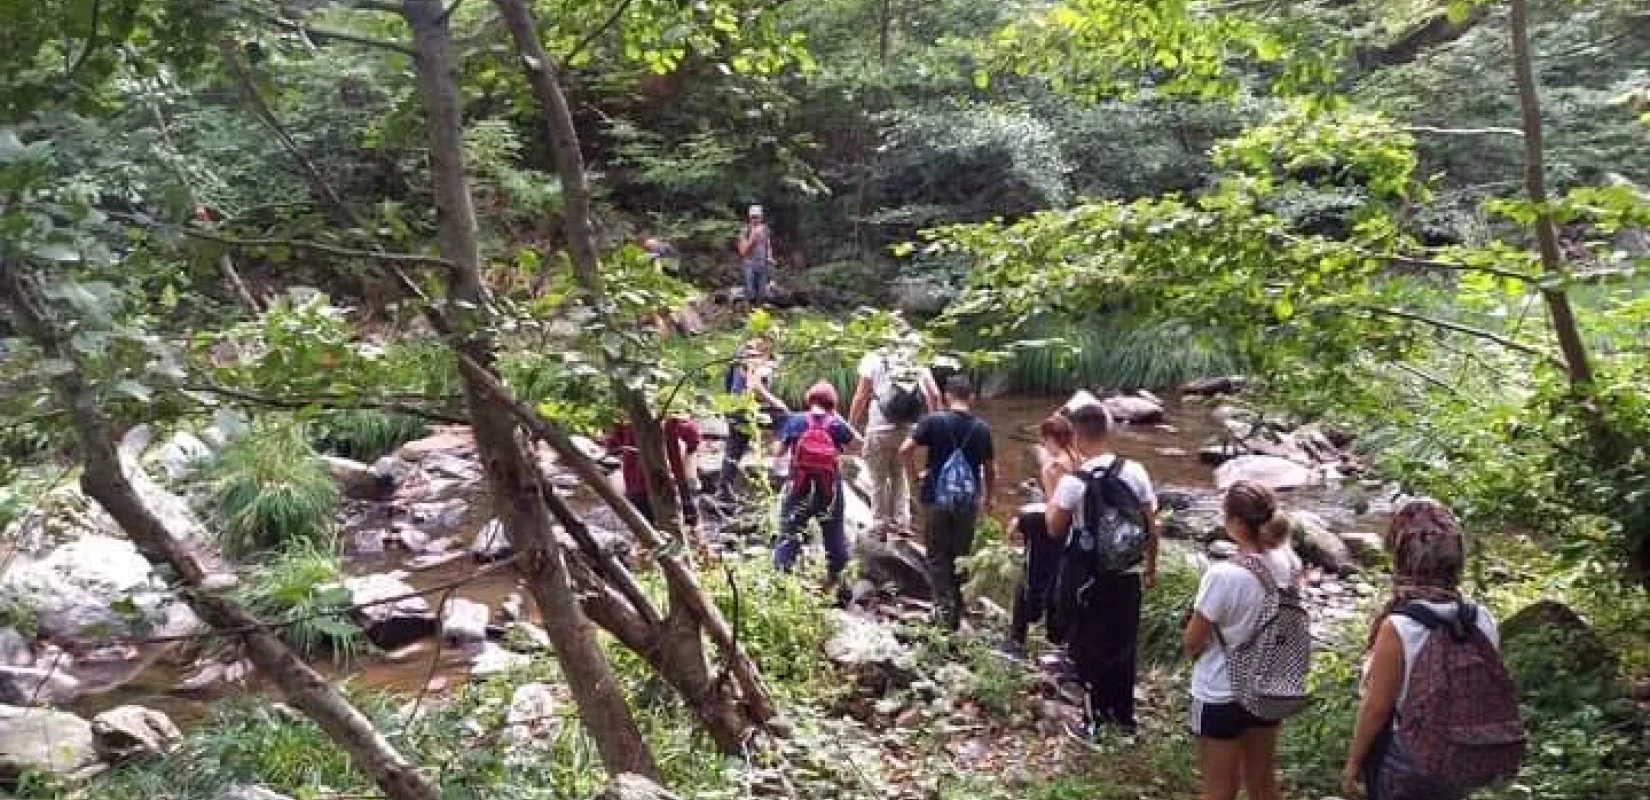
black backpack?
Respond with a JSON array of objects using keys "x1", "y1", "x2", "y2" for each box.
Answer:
[
  {"x1": 1055, "y1": 458, "x2": 1148, "y2": 610},
  {"x1": 876, "y1": 358, "x2": 926, "y2": 425}
]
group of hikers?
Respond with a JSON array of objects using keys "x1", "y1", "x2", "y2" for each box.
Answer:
[{"x1": 597, "y1": 295, "x2": 1524, "y2": 800}]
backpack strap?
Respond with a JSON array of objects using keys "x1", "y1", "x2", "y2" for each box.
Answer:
[
  {"x1": 1396, "y1": 601, "x2": 1477, "y2": 642},
  {"x1": 949, "y1": 411, "x2": 980, "y2": 452}
]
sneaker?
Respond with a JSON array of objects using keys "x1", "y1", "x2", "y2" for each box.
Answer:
[
  {"x1": 1063, "y1": 719, "x2": 1100, "y2": 748},
  {"x1": 996, "y1": 638, "x2": 1028, "y2": 662}
]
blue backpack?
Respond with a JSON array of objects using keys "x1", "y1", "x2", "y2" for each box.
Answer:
[{"x1": 932, "y1": 416, "x2": 981, "y2": 512}]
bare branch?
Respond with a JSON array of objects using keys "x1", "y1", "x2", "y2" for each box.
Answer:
[
  {"x1": 1354, "y1": 304, "x2": 1558, "y2": 362},
  {"x1": 564, "y1": 0, "x2": 636, "y2": 64},
  {"x1": 1404, "y1": 125, "x2": 1525, "y2": 137},
  {"x1": 66, "y1": 0, "x2": 102, "y2": 77},
  {"x1": 1278, "y1": 233, "x2": 1540, "y2": 284},
  {"x1": 179, "y1": 382, "x2": 469, "y2": 425},
  {"x1": 108, "y1": 211, "x2": 454, "y2": 268},
  {"x1": 237, "y1": 4, "x2": 418, "y2": 55}
]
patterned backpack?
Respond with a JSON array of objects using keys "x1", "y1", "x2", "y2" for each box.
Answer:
[
  {"x1": 1217, "y1": 554, "x2": 1313, "y2": 721},
  {"x1": 1382, "y1": 603, "x2": 1526, "y2": 798}
]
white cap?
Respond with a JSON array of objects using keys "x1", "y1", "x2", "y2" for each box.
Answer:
[{"x1": 748, "y1": 204, "x2": 764, "y2": 217}]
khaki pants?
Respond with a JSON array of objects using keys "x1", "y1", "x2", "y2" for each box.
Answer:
[{"x1": 864, "y1": 425, "x2": 913, "y2": 536}]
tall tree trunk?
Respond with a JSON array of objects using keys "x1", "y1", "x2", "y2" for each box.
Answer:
[
  {"x1": 490, "y1": 0, "x2": 777, "y2": 740},
  {"x1": 1509, "y1": 0, "x2": 1593, "y2": 388},
  {"x1": 399, "y1": 0, "x2": 658, "y2": 780},
  {"x1": 0, "y1": 265, "x2": 440, "y2": 800},
  {"x1": 879, "y1": 0, "x2": 894, "y2": 63}
]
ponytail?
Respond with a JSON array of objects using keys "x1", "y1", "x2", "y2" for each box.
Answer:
[
  {"x1": 1258, "y1": 512, "x2": 1293, "y2": 550},
  {"x1": 1223, "y1": 480, "x2": 1290, "y2": 551}
]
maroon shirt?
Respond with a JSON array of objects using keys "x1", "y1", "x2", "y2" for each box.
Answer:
[{"x1": 606, "y1": 418, "x2": 701, "y2": 494}]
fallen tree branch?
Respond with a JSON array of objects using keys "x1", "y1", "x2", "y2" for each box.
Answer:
[
  {"x1": 109, "y1": 212, "x2": 454, "y2": 268},
  {"x1": 238, "y1": 4, "x2": 419, "y2": 55},
  {"x1": 1354, "y1": 303, "x2": 1559, "y2": 362}
]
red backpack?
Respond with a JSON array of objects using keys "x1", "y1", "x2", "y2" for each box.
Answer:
[
  {"x1": 1386, "y1": 603, "x2": 1526, "y2": 798},
  {"x1": 790, "y1": 414, "x2": 840, "y2": 496}
]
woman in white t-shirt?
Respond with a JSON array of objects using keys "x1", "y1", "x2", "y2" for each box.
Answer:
[
  {"x1": 1342, "y1": 498, "x2": 1499, "y2": 800},
  {"x1": 1182, "y1": 480, "x2": 1301, "y2": 800}
]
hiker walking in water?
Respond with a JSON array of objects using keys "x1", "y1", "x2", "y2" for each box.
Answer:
[
  {"x1": 1183, "y1": 481, "x2": 1310, "y2": 800},
  {"x1": 1003, "y1": 414, "x2": 1081, "y2": 658},
  {"x1": 717, "y1": 337, "x2": 785, "y2": 501},
  {"x1": 604, "y1": 412, "x2": 702, "y2": 533},
  {"x1": 849, "y1": 339, "x2": 940, "y2": 540},
  {"x1": 1342, "y1": 499, "x2": 1523, "y2": 800},
  {"x1": 772, "y1": 382, "x2": 855, "y2": 591},
  {"x1": 901, "y1": 375, "x2": 995, "y2": 632},
  {"x1": 736, "y1": 205, "x2": 775, "y2": 305},
  {"x1": 1047, "y1": 401, "x2": 1158, "y2": 740}
]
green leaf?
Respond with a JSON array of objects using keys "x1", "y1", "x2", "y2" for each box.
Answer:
[
  {"x1": 112, "y1": 379, "x2": 153, "y2": 403},
  {"x1": 972, "y1": 69, "x2": 991, "y2": 90}
]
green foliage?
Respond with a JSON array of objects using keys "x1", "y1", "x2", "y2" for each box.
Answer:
[
  {"x1": 308, "y1": 409, "x2": 428, "y2": 462},
  {"x1": 708, "y1": 558, "x2": 833, "y2": 690},
  {"x1": 958, "y1": 315, "x2": 1244, "y2": 392},
  {"x1": 960, "y1": 517, "x2": 1018, "y2": 613},
  {"x1": 1137, "y1": 557, "x2": 1199, "y2": 668},
  {"x1": 234, "y1": 544, "x2": 361, "y2": 660},
  {"x1": 206, "y1": 421, "x2": 338, "y2": 557}
]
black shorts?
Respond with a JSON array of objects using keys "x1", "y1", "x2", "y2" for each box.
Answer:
[{"x1": 1188, "y1": 698, "x2": 1279, "y2": 740}]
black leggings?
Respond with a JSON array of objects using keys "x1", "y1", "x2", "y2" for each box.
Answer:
[{"x1": 1010, "y1": 510, "x2": 1064, "y2": 645}]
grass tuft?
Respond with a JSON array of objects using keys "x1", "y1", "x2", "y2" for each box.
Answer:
[
  {"x1": 207, "y1": 421, "x2": 338, "y2": 558},
  {"x1": 308, "y1": 409, "x2": 429, "y2": 462},
  {"x1": 234, "y1": 543, "x2": 362, "y2": 660}
]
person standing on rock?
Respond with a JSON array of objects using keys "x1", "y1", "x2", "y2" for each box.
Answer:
[
  {"x1": 849, "y1": 339, "x2": 940, "y2": 540},
  {"x1": 1182, "y1": 480, "x2": 1302, "y2": 800},
  {"x1": 1047, "y1": 402, "x2": 1158, "y2": 740},
  {"x1": 1004, "y1": 414, "x2": 1081, "y2": 658},
  {"x1": 901, "y1": 375, "x2": 995, "y2": 632},
  {"x1": 736, "y1": 205, "x2": 775, "y2": 305},
  {"x1": 772, "y1": 382, "x2": 855, "y2": 591}
]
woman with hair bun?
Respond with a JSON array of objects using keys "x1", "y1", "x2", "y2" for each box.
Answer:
[{"x1": 1182, "y1": 480, "x2": 1302, "y2": 800}]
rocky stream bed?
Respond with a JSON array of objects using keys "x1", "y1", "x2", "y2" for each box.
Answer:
[{"x1": 0, "y1": 385, "x2": 1404, "y2": 788}]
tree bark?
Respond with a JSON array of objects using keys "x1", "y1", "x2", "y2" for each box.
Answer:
[
  {"x1": 1508, "y1": 0, "x2": 1594, "y2": 388},
  {"x1": 0, "y1": 265, "x2": 440, "y2": 800},
  {"x1": 489, "y1": 0, "x2": 777, "y2": 739},
  {"x1": 400, "y1": 0, "x2": 658, "y2": 780}
]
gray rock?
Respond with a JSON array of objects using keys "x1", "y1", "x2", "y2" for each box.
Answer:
[
  {"x1": 1291, "y1": 511, "x2": 1356, "y2": 575},
  {"x1": 0, "y1": 666, "x2": 82, "y2": 707},
  {"x1": 505, "y1": 682, "x2": 558, "y2": 744},
  {"x1": 341, "y1": 574, "x2": 436, "y2": 650},
  {"x1": 0, "y1": 705, "x2": 97, "y2": 780},
  {"x1": 440, "y1": 598, "x2": 490, "y2": 645},
  {"x1": 1182, "y1": 376, "x2": 1248, "y2": 397},
  {"x1": 1338, "y1": 530, "x2": 1385, "y2": 564},
  {"x1": 409, "y1": 498, "x2": 470, "y2": 533},
  {"x1": 215, "y1": 787, "x2": 295, "y2": 800},
  {"x1": 323, "y1": 455, "x2": 400, "y2": 502},
  {"x1": 853, "y1": 536, "x2": 932, "y2": 600},
  {"x1": 824, "y1": 610, "x2": 913, "y2": 669},
  {"x1": 91, "y1": 705, "x2": 181, "y2": 763},
  {"x1": 1215, "y1": 455, "x2": 1315, "y2": 492},
  {"x1": 596, "y1": 774, "x2": 683, "y2": 800},
  {"x1": 0, "y1": 629, "x2": 32, "y2": 669},
  {"x1": 1102, "y1": 393, "x2": 1166, "y2": 424},
  {"x1": 471, "y1": 519, "x2": 514, "y2": 564},
  {"x1": 422, "y1": 453, "x2": 480, "y2": 482},
  {"x1": 1208, "y1": 540, "x2": 1240, "y2": 560},
  {"x1": 397, "y1": 429, "x2": 475, "y2": 461},
  {"x1": 0, "y1": 535, "x2": 173, "y2": 645},
  {"x1": 147, "y1": 431, "x2": 214, "y2": 481},
  {"x1": 470, "y1": 642, "x2": 531, "y2": 677}
]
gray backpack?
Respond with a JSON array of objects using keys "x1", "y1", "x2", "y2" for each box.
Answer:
[{"x1": 1215, "y1": 554, "x2": 1313, "y2": 721}]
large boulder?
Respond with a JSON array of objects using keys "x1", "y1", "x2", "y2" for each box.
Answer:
[
  {"x1": 1290, "y1": 511, "x2": 1356, "y2": 575},
  {"x1": 0, "y1": 666, "x2": 82, "y2": 707},
  {"x1": 1102, "y1": 393, "x2": 1166, "y2": 424},
  {"x1": 0, "y1": 705, "x2": 97, "y2": 781},
  {"x1": 853, "y1": 536, "x2": 932, "y2": 600},
  {"x1": 505, "y1": 682, "x2": 559, "y2": 745},
  {"x1": 1215, "y1": 455, "x2": 1315, "y2": 491},
  {"x1": 90, "y1": 705, "x2": 181, "y2": 763},
  {"x1": 595, "y1": 774, "x2": 682, "y2": 800},
  {"x1": 0, "y1": 535, "x2": 174, "y2": 645},
  {"x1": 1500, "y1": 600, "x2": 1618, "y2": 707},
  {"x1": 1182, "y1": 376, "x2": 1248, "y2": 397},
  {"x1": 323, "y1": 455, "x2": 404, "y2": 502},
  {"x1": 340, "y1": 573, "x2": 436, "y2": 650},
  {"x1": 146, "y1": 431, "x2": 214, "y2": 481}
]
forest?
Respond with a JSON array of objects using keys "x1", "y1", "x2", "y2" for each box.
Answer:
[{"x1": 0, "y1": 0, "x2": 1647, "y2": 798}]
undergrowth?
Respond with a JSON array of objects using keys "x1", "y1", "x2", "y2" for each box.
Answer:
[
  {"x1": 234, "y1": 544, "x2": 362, "y2": 660},
  {"x1": 308, "y1": 409, "x2": 429, "y2": 462},
  {"x1": 206, "y1": 421, "x2": 338, "y2": 557}
]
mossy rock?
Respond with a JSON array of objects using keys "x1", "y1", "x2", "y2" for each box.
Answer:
[{"x1": 1500, "y1": 600, "x2": 1619, "y2": 710}]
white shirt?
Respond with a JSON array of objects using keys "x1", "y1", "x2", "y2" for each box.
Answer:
[
  {"x1": 1050, "y1": 454, "x2": 1157, "y2": 574},
  {"x1": 1366, "y1": 600, "x2": 1501, "y2": 706},
  {"x1": 1191, "y1": 547, "x2": 1305, "y2": 703},
  {"x1": 856, "y1": 349, "x2": 937, "y2": 431}
]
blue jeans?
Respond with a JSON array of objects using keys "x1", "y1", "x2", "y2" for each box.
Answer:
[
  {"x1": 743, "y1": 263, "x2": 770, "y2": 303},
  {"x1": 772, "y1": 476, "x2": 847, "y2": 579}
]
